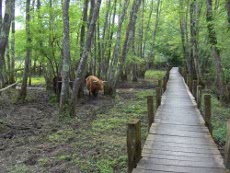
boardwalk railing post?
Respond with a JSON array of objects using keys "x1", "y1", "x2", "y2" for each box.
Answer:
[
  {"x1": 192, "y1": 80, "x2": 198, "y2": 100},
  {"x1": 127, "y1": 119, "x2": 141, "y2": 173},
  {"x1": 204, "y1": 94, "x2": 212, "y2": 134},
  {"x1": 224, "y1": 119, "x2": 230, "y2": 168},
  {"x1": 197, "y1": 85, "x2": 202, "y2": 109},
  {"x1": 156, "y1": 87, "x2": 161, "y2": 109},
  {"x1": 158, "y1": 80, "x2": 162, "y2": 95},
  {"x1": 147, "y1": 96, "x2": 154, "y2": 130},
  {"x1": 187, "y1": 75, "x2": 193, "y2": 92},
  {"x1": 163, "y1": 76, "x2": 167, "y2": 92}
]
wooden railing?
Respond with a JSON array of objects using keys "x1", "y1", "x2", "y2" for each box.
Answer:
[
  {"x1": 127, "y1": 66, "x2": 230, "y2": 172},
  {"x1": 126, "y1": 67, "x2": 171, "y2": 173},
  {"x1": 179, "y1": 67, "x2": 230, "y2": 170}
]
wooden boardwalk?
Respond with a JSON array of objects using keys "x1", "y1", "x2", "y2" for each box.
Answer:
[{"x1": 132, "y1": 67, "x2": 226, "y2": 173}]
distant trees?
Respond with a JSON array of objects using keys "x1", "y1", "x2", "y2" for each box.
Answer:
[
  {"x1": 0, "y1": 0, "x2": 229, "y2": 105},
  {"x1": 0, "y1": 0, "x2": 15, "y2": 88}
]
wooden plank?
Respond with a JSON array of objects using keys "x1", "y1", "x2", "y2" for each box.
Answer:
[
  {"x1": 141, "y1": 153, "x2": 222, "y2": 162},
  {"x1": 144, "y1": 141, "x2": 218, "y2": 150},
  {"x1": 143, "y1": 145, "x2": 221, "y2": 155},
  {"x1": 133, "y1": 166, "x2": 225, "y2": 173},
  {"x1": 133, "y1": 68, "x2": 226, "y2": 173},
  {"x1": 138, "y1": 157, "x2": 224, "y2": 168},
  {"x1": 145, "y1": 134, "x2": 217, "y2": 146},
  {"x1": 149, "y1": 128, "x2": 211, "y2": 138},
  {"x1": 150, "y1": 123, "x2": 209, "y2": 133}
]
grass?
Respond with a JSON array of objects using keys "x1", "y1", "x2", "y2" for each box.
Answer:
[
  {"x1": 16, "y1": 76, "x2": 45, "y2": 86},
  {"x1": 145, "y1": 69, "x2": 166, "y2": 81},
  {"x1": 3, "y1": 69, "x2": 166, "y2": 173}
]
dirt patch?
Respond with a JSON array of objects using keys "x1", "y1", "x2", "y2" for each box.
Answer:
[{"x1": 0, "y1": 79, "x2": 154, "y2": 173}]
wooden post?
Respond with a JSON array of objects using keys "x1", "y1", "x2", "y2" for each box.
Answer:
[
  {"x1": 147, "y1": 96, "x2": 154, "y2": 130},
  {"x1": 183, "y1": 72, "x2": 187, "y2": 83},
  {"x1": 166, "y1": 69, "x2": 170, "y2": 82},
  {"x1": 158, "y1": 80, "x2": 162, "y2": 95},
  {"x1": 163, "y1": 76, "x2": 167, "y2": 92},
  {"x1": 204, "y1": 94, "x2": 212, "y2": 134},
  {"x1": 192, "y1": 80, "x2": 198, "y2": 100},
  {"x1": 127, "y1": 119, "x2": 142, "y2": 173},
  {"x1": 224, "y1": 119, "x2": 230, "y2": 168},
  {"x1": 187, "y1": 75, "x2": 192, "y2": 91},
  {"x1": 156, "y1": 87, "x2": 161, "y2": 109},
  {"x1": 197, "y1": 85, "x2": 202, "y2": 109}
]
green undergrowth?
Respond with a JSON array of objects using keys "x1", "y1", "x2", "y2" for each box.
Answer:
[
  {"x1": 17, "y1": 76, "x2": 45, "y2": 86},
  {"x1": 44, "y1": 89, "x2": 155, "y2": 173},
  {"x1": 200, "y1": 92, "x2": 230, "y2": 146},
  {"x1": 145, "y1": 69, "x2": 166, "y2": 81}
]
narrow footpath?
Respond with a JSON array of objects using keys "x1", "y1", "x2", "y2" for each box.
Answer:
[{"x1": 133, "y1": 67, "x2": 226, "y2": 173}]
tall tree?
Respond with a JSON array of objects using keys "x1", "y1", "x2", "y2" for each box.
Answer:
[
  {"x1": 106, "y1": 0, "x2": 130, "y2": 95},
  {"x1": 179, "y1": 0, "x2": 195, "y2": 75},
  {"x1": 18, "y1": 0, "x2": 31, "y2": 100},
  {"x1": 0, "y1": 0, "x2": 14, "y2": 88},
  {"x1": 59, "y1": 0, "x2": 70, "y2": 112},
  {"x1": 190, "y1": 0, "x2": 199, "y2": 79},
  {"x1": 148, "y1": 0, "x2": 161, "y2": 63},
  {"x1": 120, "y1": 0, "x2": 142, "y2": 81},
  {"x1": 206, "y1": 0, "x2": 229, "y2": 103},
  {"x1": 227, "y1": 0, "x2": 230, "y2": 29},
  {"x1": 9, "y1": 0, "x2": 16, "y2": 84},
  {"x1": 69, "y1": 0, "x2": 102, "y2": 116},
  {"x1": 80, "y1": 0, "x2": 89, "y2": 57}
]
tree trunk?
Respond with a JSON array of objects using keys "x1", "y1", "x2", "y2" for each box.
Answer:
[
  {"x1": 190, "y1": 0, "x2": 199, "y2": 79},
  {"x1": 18, "y1": 0, "x2": 31, "y2": 101},
  {"x1": 80, "y1": 0, "x2": 89, "y2": 57},
  {"x1": 120, "y1": 0, "x2": 142, "y2": 81},
  {"x1": 206, "y1": 0, "x2": 229, "y2": 104},
  {"x1": 9, "y1": 0, "x2": 15, "y2": 84},
  {"x1": 59, "y1": 0, "x2": 70, "y2": 113},
  {"x1": 149, "y1": 0, "x2": 161, "y2": 61},
  {"x1": 227, "y1": 0, "x2": 230, "y2": 29},
  {"x1": 69, "y1": 0, "x2": 102, "y2": 116},
  {"x1": 0, "y1": 0, "x2": 14, "y2": 88}
]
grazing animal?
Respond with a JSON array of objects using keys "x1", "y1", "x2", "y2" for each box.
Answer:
[{"x1": 85, "y1": 75, "x2": 106, "y2": 97}]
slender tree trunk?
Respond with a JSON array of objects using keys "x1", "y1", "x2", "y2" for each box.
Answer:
[
  {"x1": 18, "y1": 0, "x2": 31, "y2": 101},
  {"x1": 80, "y1": 0, "x2": 89, "y2": 56},
  {"x1": 120, "y1": 0, "x2": 142, "y2": 81},
  {"x1": 69, "y1": 0, "x2": 102, "y2": 116},
  {"x1": 206, "y1": 0, "x2": 229, "y2": 103},
  {"x1": 105, "y1": 0, "x2": 117, "y2": 79},
  {"x1": 9, "y1": 0, "x2": 15, "y2": 84},
  {"x1": 227, "y1": 0, "x2": 230, "y2": 30},
  {"x1": 190, "y1": 0, "x2": 199, "y2": 79},
  {"x1": 59, "y1": 0, "x2": 70, "y2": 113},
  {"x1": 0, "y1": 0, "x2": 2, "y2": 33},
  {"x1": 105, "y1": 0, "x2": 129, "y2": 96},
  {"x1": 0, "y1": 0, "x2": 14, "y2": 88},
  {"x1": 143, "y1": 0, "x2": 154, "y2": 56},
  {"x1": 149, "y1": 0, "x2": 161, "y2": 61}
]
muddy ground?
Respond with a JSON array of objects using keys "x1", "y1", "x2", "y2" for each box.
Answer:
[{"x1": 0, "y1": 79, "x2": 155, "y2": 173}]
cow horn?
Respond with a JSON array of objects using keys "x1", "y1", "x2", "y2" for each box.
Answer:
[
  {"x1": 102, "y1": 81, "x2": 107, "y2": 83},
  {"x1": 93, "y1": 80, "x2": 98, "y2": 83}
]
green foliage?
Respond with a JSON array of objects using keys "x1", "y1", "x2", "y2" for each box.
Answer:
[
  {"x1": 145, "y1": 70, "x2": 165, "y2": 80},
  {"x1": 17, "y1": 76, "x2": 45, "y2": 86},
  {"x1": 47, "y1": 129, "x2": 76, "y2": 144},
  {"x1": 7, "y1": 164, "x2": 30, "y2": 173},
  {"x1": 201, "y1": 92, "x2": 230, "y2": 146},
  {"x1": 38, "y1": 157, "x2": 50, "y2": 167}
]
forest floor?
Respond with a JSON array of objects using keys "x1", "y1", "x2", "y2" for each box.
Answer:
[{"x1": 0, "y1": 77, "x2": 159, "y2": 173}]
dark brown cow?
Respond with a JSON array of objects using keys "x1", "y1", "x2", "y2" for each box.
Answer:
[{"x1": 85, "y1": 75, "x2": 106, "y2": 97}]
